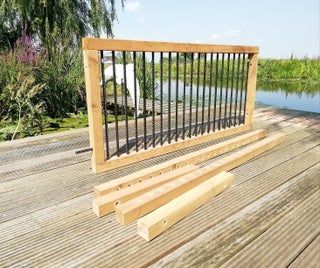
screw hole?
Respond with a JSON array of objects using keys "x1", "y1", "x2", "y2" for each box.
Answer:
[
  {"x1": 128, "y1": 184, "x2": 131, "y2": 187},
  {"x1": 163, "y1": 220, "x2": 167, "y2": 224},
  {"x1": 139, "y1": 179, "x2": 142, "y2": 182},
  {"x1": 115, "y1": 201, "x2": 119, "y2": 206},
  {"x1": 116, "y1": 188, "x2": 120, "y2": 191}
]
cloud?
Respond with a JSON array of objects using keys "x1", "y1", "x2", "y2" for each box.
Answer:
[
  {"x1": 210, "y1": 34, "x2": 221, "y2": 40},
  {"x1": 138, "y1": 16, "x2": 146, "y2": 23},
  {"x1": 192, "y1": 39, "x2": 202, "y2": 44},
  {"x1": 125, "y1": 1, "x2": 141, "y2": 12},
  {"x1": 210, "y1": 30, "x2": 242, "y2": 41}
]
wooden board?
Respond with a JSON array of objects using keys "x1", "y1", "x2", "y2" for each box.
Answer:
[
  {"x1": 83, "y1": 50, "x2": 105, "y2": 173},
  {"x1": 94, "y1": 124, "x2": 252, "y2": 173},
  {"x1": 94, "y1": 129, "x2": 267, "y2": 196},
  {"x1": 82, "y1": 38, "x2": 259, "y2": 54},
  {"x1": 115, "y1": 132, "x2": 286, "y2": 225},
  {"x1": 245, "y1": 53, "x2": 259, "y2": 126},
  {"x1": 137, "y1": 172, "x2": 234, "y2": 241},
  {"x1": 93, "y1": 165, "x2": 198, "y2": 217}
]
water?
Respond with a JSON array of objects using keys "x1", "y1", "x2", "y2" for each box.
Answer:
[
  {"x1": 256, "y1": 89, "x2": 320, "y2": 113},
  {"x1": 157, "y1": 80, "x2": 320, "y2": 113}
]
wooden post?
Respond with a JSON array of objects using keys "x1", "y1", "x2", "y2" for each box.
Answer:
[
  {"x1": 83, "y1": 50, "x2": 105, "y2": 173},
  {"x1": 245, "y1": 53, "x2": 259, "y2": 127}
]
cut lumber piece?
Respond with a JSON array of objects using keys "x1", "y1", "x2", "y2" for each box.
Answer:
[
  {"x1": 137, "y1": 172, "x2": 234, "y2": 241},
  {"x1": 94, "y1": 129, "x2": 267, "y2": 197},
  {"x1": 93, "y1": 165, "x2": 198, "y2": 217},
  {"x1": 115, "y1": 132, "x2": 286, "y2": 225}
]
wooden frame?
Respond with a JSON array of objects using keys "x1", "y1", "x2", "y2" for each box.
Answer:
[{"x1": 82, "y1": 38, "x2": 259, "y2": 173}]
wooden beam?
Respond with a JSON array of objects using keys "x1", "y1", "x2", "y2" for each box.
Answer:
[
  {"x1": 82, "y1": 38, "x2": 259, "y2": 54},
  {"x1": 94, "y1": 129, "x2": 267, "y2": 197},
  {"x1": 115, "y1": 132, "x2": 286, "y2": 225},
  {"x1": 245, "y1": 53, "x2": 259, "y2": 127},
  {"x1": 83, "y1": 50, "x2": 105, "y2": 172},
  {"x1": 137, "y1": 172, "x2": 234, "y2": 241},
  {"x1": 93, "y1": 165, "x2": 198, "y2": 217},
  {"x1": 94, "y1": 124, "x2": 252, "y2": 173}
]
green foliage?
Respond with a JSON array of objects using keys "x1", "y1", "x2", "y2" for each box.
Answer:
[{"x1": 257, "y1": 58, "x2": 320, "y2": 81}]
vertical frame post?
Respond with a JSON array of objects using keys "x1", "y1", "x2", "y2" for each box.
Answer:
[
  {"x1": 83, "y1": 50, "x2": 105, "y2": 173},
  {"x1": 244, "y1": 53, "x2": 258, "y2": 127}
]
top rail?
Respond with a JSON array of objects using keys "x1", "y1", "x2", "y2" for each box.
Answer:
[{"x1": 82, "y1": 38, "x2": 259, "y2": 54}]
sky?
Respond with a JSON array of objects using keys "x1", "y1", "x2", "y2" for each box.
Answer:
[{"x1": 110, "y1": 0, "x2": 320, "y2": 58}]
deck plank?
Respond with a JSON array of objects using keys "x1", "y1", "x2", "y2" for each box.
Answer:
[{"x1": 0, "y1": 107, "x2": 319, "y2": 267}]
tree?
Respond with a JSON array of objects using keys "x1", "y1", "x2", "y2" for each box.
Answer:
[{"x1": 0, "y1": 0, "x2": 124, "y2": 55}]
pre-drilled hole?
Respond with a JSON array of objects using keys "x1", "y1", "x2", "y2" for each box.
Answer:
[
  {"x1": 163, "y1": 220, "x2": 167, "y2": 224},
  {"x1": 115, "y1": 201, "x2": 119, "y2": 206}
]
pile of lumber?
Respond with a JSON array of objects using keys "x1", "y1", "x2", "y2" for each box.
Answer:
[{"x1": 92, "y1": 129, "x2": 285, "y2": 241}]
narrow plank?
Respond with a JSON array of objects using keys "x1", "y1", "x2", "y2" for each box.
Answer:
[
  {"x1": 94, "y1": 129, "x2": 267, "y2": 197},
  {"x1": 289, "y1": 235, "x2": 320, "y2": 268},
  {"x1": 93, "y1": 165, "x2": 198, "y2": 217},
  {"x1": 138, "y1": 172, "x2": 234, "y2": 241},
  {"x1": 82, "y1": 38, "x2": 259, "y2": 53},
  {"x1": 83, "y1": 50, "x2": 105, "y2": 172},
  {"x1": 153, "y1": 164, "x2": 320, "y2": 267},
  {"x1": 115, "y1": 133, "x2": 286, "y2": 225},
  {"x1": 95, "y1": 124, "x2": 252, "y2": 173}
]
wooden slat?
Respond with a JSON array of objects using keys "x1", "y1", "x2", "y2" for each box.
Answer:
[
  {"x1": 115, "y1": 132, "x2": 286, "y2": 225},
  {"x1": 82, "y1": 38, "x2": 259, "y2": 54},
  {"x1": 137, "y1": 172, "x2": 234, "y2": 241},
  {"x1": 94, "y1": 129, "x2": 267, "y2": 196},
  {"x1": 94, "y1": 124, "x2": 252, "y2": 173},
  {"x1": 245, "y1": 53, "x2": 259, "y2": 126},
  {"x1": 83, "y1": 50, "x2": 105, "y2": 172},
  {"x1": 93, "y1": 165, "x2": 198, "y2": 217}
]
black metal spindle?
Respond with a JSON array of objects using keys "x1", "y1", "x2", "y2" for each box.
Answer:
[
  {"x1": 142, "y1": 51, "x2": 147, "y2": 150},
  {"x1": 175, "y1": 53, "x2": 179, "y2": 141},
  {"x1": 201, "y1": 53, "x2": 207, "y2": 134},
  {"x1": 189, "y1": 53, "x2": 194, "y2": 138},
  {"x1": 160, "y1": 52, "x2": 164, "y2": 145},
  {"x1": 213, "y1": 53, "x2": 220, "y2": 132},
  {"x1": 223, "y1": 53, "x2": 231, "y2": 128},
  {"x1": 111, "y1": 51, "x2": 120, "y2": 156},
  {"x1": 229, "y1": 53, "x2": 236, "y2": 127},
  {"x1": 100, "y1": 51, "x2": 109, "y2": 160},
  {"x1": 234, "y1": 53, "x2": 241, "y2": 126},
  {"x1": 243, "y1": 55, "x2": 250, "y2": 124},
  {"x1": 168, "y1": 52, "x2": 172, "y2": 143},
  {"x1": 133, "y1": 52, "x2": 139, "y2": 152},
  {"x1": 207, "y1": 53, "x2": 213, "y2": 133},
  {"x1": 239, "y1": 53, "x2": 246, "y2": 124},
  {"x1": 195, "y1": 52, "x2": 201, "y2": 136},
  {"x1": 122, "y1": 52, "x2": 129, "y2": 154},
  {"x1": 182, "y1": 53, "x2": 187, "y2": 139},
  {"x1": 218, "y1": 53, "x2": 225, "y2": 130},
  {"x1": 152, "y1": 52, "x2": 155, "y2": 147}
]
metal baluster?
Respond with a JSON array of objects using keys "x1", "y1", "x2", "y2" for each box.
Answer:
[
  {"x1": 234, "y1": 53, "x2": 241, "y2": 126},
  {"x1": 213, "y1": 53, "x2": 220, "y2": 132},
  {"x1": 142, "y1": 51, "x2": 147, "y2": 150},
  {"x1": 229, "y1": 53, "x2": 236, "y2": 127},
  {"x1": 195, "y1": 52, "x2": 201, "y2": 136},
  {"x1": 218, "y1": 53, "x2": 225, "y2": 130},
  {"x1": 239, "y1": 53, "x2": 246, "y2": 124},
  {"x1": 160, "y1": 52, "x2": 164, "y2": 145},
  {"x1": 122, "y1": 52, "x2": 129, "y2": 154},
  {"x1": 100, "y1": 51, "x2": 109, "y2": 159},
  {"x1": 189, "y1": 53, "x2": 194, "y2": 138},
  {"x1": 175, "y1": 53, "x2": 179, "y2": 141},
  {"x1": 224, "y1": 53, "x2": 231, "y2": 129},
  {"x1": 133, "y1": 52, "x2": 139, "y2": 152},
  {"x1": 168, "y1": 52, "x2": 172, "y2": 143},
  {"x1": 111, "y1": 51, "x2": 120, "y2": 156},
  {"x1": 152, "y1": 52, "x2": 155, "y2": 147},
  {"x1": 207, "y1": 53, "x2": 213, "y2": 133},
  {"x1": 201, "y1": 53, "x2": 207, "y2": 134},
  {"x1": 243, "y1": 54, "x2": 250, "y2": 124},
  {"x1": 182, "y1": 53, "x2": 187, "y2": 139}
]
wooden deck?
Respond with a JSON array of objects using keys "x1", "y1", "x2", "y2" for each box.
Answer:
[{"x1": 0, "y1": 106, "x2": 319, "y2": 267}]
